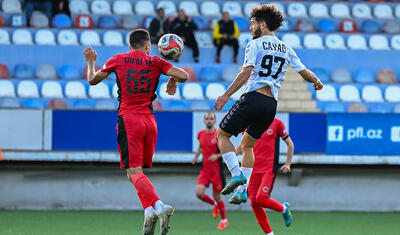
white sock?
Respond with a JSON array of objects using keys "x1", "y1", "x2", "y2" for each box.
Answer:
[
  {"x1": 282, "y1": 204, "x2": 287, "y2": 213},
  {"x1": 222, "y1": 152, "x2": 241, "y2": 177},
  {"x1": 241, "y1": 167, "x2": 253, "y2": 183},
  {"x1": 266, "y1": 232, "x2": 274, "y2": 235},
  {"x1": 220, "y1": 218, "x2": 227, "y2": 222},
  {"x1": 144, "y1": 206, "x2": 156, "y2": 217},
  {"x1": 154, "y1": 200, "x2": 165, "y2": 214}
]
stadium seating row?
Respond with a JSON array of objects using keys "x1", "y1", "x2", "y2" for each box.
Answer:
[
  {"x1": 317, "y1": 101, "x2": 400, "y2": 113},
  {"x1": 2, "y1": 28, "x2": 400, "y2": 51},
  {"x1": 315, "y1": 84, "x2": 400, "y2": 103},
  {"x1": 0, "y1": 79, "x2": 247, "y2": 101},
  {"x1": 3, "y1": 0, "x2": 400, "y2": 19},
  {"x1": 1, "y1": 78, "x2": 399, "y2": 104},
  {"x1": 1, "y1": 61, "x2": 399, "y2": 85}
]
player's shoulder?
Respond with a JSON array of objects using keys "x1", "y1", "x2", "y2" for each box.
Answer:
[
  {"x1": 273, "y1": 118, "x2": 286, "y2": 129},
  {"x1": 198, "y1": 129, "x2": 207, "y2": 136}
]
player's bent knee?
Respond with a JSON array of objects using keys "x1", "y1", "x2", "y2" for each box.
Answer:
[
  {"x1": 195, "y1": 191, "x2": 204, "y2": 199},
  {"x1": 126, "y1": 167, "x2": 143, "y2": 181}
]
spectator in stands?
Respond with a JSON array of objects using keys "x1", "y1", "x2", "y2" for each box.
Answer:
[
  {"x1": 149, "y1": 8, "x2": 169, "y2": 44},
  {"x1": 169, "y1": 9, "x2": 199, "y2": 62},
  {"x1": 25, "y1": 0, "x2": 52, "y2": 25},
  {"x1": 213, "y1": 12, "x2": 240, "y2": 63},
  {"x1": 53, "y1": 0, "x2": 70, "y2": 16}
]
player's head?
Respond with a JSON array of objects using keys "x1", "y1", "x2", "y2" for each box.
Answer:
[
  {"x1": 203, "y1": 112, "x2": 216, "y2": 129},
  {"x1": 128, "y1": 29, "x2": 151, "y2": 54},
  {"x1": 250, "y1": 4, "x2": 284, "y2": 39}
]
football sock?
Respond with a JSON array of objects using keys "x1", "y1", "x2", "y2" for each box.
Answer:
[
  {"x1": 217, "y1": 201, "x2": 226, "y2": 220},
  {"x1": 258, "y1": 198, "x2": 284, "y2": 212},
  {"x1": 222, "y1": 152, "x2": 241, "y2": 177},
  {"x1": 266, "y1": 232, "x2": 274, "y2": 235},
  {"x1": 154, "y1": 200, "x2": 166, "y2": 215},
  {"x1": 237, "y1": 167, "x2": 253, "y2": 193},
  {"x1": 252, "y1": 205, "x2": 272, "y2": 234},
  {"x1": 201, "y1": 194, "x2": 216, "y2": 206},
  {"x1": 131, "y1": 173, "x2": 160, "y2": 210},
  {"x1": 144, "y1": 206, "x2": 156, "y2": 217}
]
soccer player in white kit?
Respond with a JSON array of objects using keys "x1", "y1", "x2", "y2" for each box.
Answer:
[{"x1": 213, "y1": 4, "x2": 323, "y2": 225}]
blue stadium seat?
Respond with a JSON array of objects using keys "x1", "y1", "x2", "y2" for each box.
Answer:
[
  {"x1": 279, "y1": 19, "x2": 294, "y2": 32},
  {"x1": 98, "y1": 15, "x2": 118, "y2": 29},
  {"x1": 365, "y1": 103, "x2": 393, "y2": 113},
  {"x1": 199, "y1": 67, "x2": 220, "y2": 82},
  {"x1": 317, "y1": 19, "x2": 336, "y2": 33},
  {"x1": 8, "y1": 14, "x2": 27, "y2": 27},
  {"x1": 161, "y1": 100, "x2": 191, "y2": 110},
  {"x1": 192, "y1": 16, "x2": 208, "y2": 30},
  {"x1": 361, "y1": 20, "x2": 381, "y2": 33},
  {"x1": 73, "y1": 99, "x2": 96, "y2": 109},
  {"x1": 312, "y1": 68, "x2": 330, "y2": 83},
  {"x1": 317, "y1": 102, "x2": 346, "y2": 113},
  {"x1": 234, "y1": 17, "x2": 250, "y2": 31},
  {"x1": 353, "y1": 69, "x2": 375, "y2": 83},
  {"x1": 14, "y1": 64, "x2": 34, "y2": 79},
  {"x1": 52, "y1": 14, "x2": 72, "y2": 28},
  {"x1": 23, "y1": 99, "x2": 45, "y2": 109},
  {"x1": 0, "y1": 98, "x2": 20, "y2": 108},
  {"x1": 96, "y1": 99, "x2": 117, "y2": 109},
  {"x1": 190, "y1": 100, "x2": 211, "y2": 111},
  {"x1": 59, "y1": 65, "x2": 80, "y2": 80},
  {"x1": 332, "y1": 68, "x2": 352, "y2": 83}
]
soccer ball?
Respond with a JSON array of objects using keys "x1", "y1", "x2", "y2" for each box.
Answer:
[{"x1": 158, "y1": 34, "x2": 184, "y2": 60}]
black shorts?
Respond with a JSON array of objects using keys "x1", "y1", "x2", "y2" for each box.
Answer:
[{"x1": 219, "y1": 91, "x2": 277, "y2": 139}]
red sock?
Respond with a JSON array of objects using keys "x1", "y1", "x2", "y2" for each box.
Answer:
[
  {"x1": 257, "y1": 198, "x2": 284, "y2": 212},
  {"x1": 217, "y1": 201, "x2": 226, "y2": 220},
  {"x1": 131, "y1": 173, "x2": 160, "y2": 209},
  {"x1": 201, "y1": 194, "x2": 216, "y2": 206},
  {"x1": 252, "y1": 205, "x2": 272, "y2": 234}
]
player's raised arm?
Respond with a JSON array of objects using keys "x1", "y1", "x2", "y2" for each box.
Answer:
[
  {"x1": 298, "y1": 69, "x2": 324, "y2": 91},
  {"x1": 280, "y1": 136, "x2": 294, "y2": 173},
  {"x1": 166, "y1": 66, "x2": 189, "y2": 83},
  {"x1": 165, "y1": 67, "x2": 189, "y2": 95},
  {"x1": 214, "y1": 66, "x2": 253, "y2": 111},
  {"x1": 83, "y1": 47, "x2": 109, "y2": 85}
]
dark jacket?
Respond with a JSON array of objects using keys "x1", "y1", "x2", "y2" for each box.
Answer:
[
  {"x1": 169, "y1": 17, "x2": 198, "y2": 41},
  {"x1": 149, "y1": 17, "x2": 169, "y2": 42}
]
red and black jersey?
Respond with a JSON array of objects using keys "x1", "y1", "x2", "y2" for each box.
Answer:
[
  {"x1": 253, "y1": 118, "x2": 289, "y2": 174},
  {"x1": 101, "y1": 50, "x2": 173, "y2": 115},
  {"x1": 198, "y1": 129, "x2": 221, "y2": 172}
]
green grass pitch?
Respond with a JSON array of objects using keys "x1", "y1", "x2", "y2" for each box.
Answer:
[{"x1": 1, "y1": 210, "x2": 399, "y2": 235}]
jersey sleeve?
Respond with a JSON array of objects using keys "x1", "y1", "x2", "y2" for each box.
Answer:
[
  {"x1": 288, "y1": 47, "x2": 305, "y2": 72},
  {"x1": 100, "y1": 54, "x2": 119, "y2": 73},
  {"x1": 155, "y1": 56, "x2": 174, "y2": 75},
  {"x1": 243, "y1": 40, "x2": 257, "y2": 68},
  {"x1": 277, "y1": 120, "x2": 289, "y2": 140}
]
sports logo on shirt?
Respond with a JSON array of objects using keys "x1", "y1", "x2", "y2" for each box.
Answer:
[
  {"x1": 263, "y1": 186, "x2": 268, "y2": 192},
  {"x1": 267, "y1": 129, "x2": 273, "y2": 135},
  {"x1": 211, "y1": 139, "x2": 217, "y2": 144}
]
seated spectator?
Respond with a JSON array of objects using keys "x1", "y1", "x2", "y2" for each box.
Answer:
[
  {"x1": 169, "y1": 9, "x2": 199, "y2": 62},
  {"x1": 25, "y1": 0, "x2": 52, "y2": 25},
  {"x1": 149, "y1": 8, "x2": 169, "y2": 44},
  {"x1": 53, "y1": 0, "x2": 70, "y2": 16},
  {"x1": 213, "y1": 11, "x2": 240, "y2": 63}
]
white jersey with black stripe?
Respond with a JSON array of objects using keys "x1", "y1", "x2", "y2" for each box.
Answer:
[{"x1": 243, "y1": 35, "x2": 305, "y2": 100}]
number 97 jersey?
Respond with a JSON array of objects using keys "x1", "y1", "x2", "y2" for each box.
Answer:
[
  {"x1": 243, "y1": 35, "x2": 305, "y2": 100},
  {"x1": 101, "y1": 50, "x2": 173, "y2": 115}
]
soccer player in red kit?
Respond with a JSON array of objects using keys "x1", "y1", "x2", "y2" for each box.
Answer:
[
  {"x1": 192, "y1": 112, "x2": 228, "y2": 230},
  {"x1": 234, "y1": 118, "x2": 294, "y2": 235},
  {"x1": 83, "y1": 29, "x2": 188, "y2": 235}
]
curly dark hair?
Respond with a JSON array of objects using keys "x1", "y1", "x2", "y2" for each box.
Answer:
[{"x1": 250, "y1": 4, "x2": 284, "y2": 32}]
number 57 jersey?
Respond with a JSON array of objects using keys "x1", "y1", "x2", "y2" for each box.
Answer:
[
  {"x1": 243, "y1": 35, "x2": 305, "y2": 100},
  {"x1": 101, "y1": 50, "x2": 173, "y2": 115}
]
